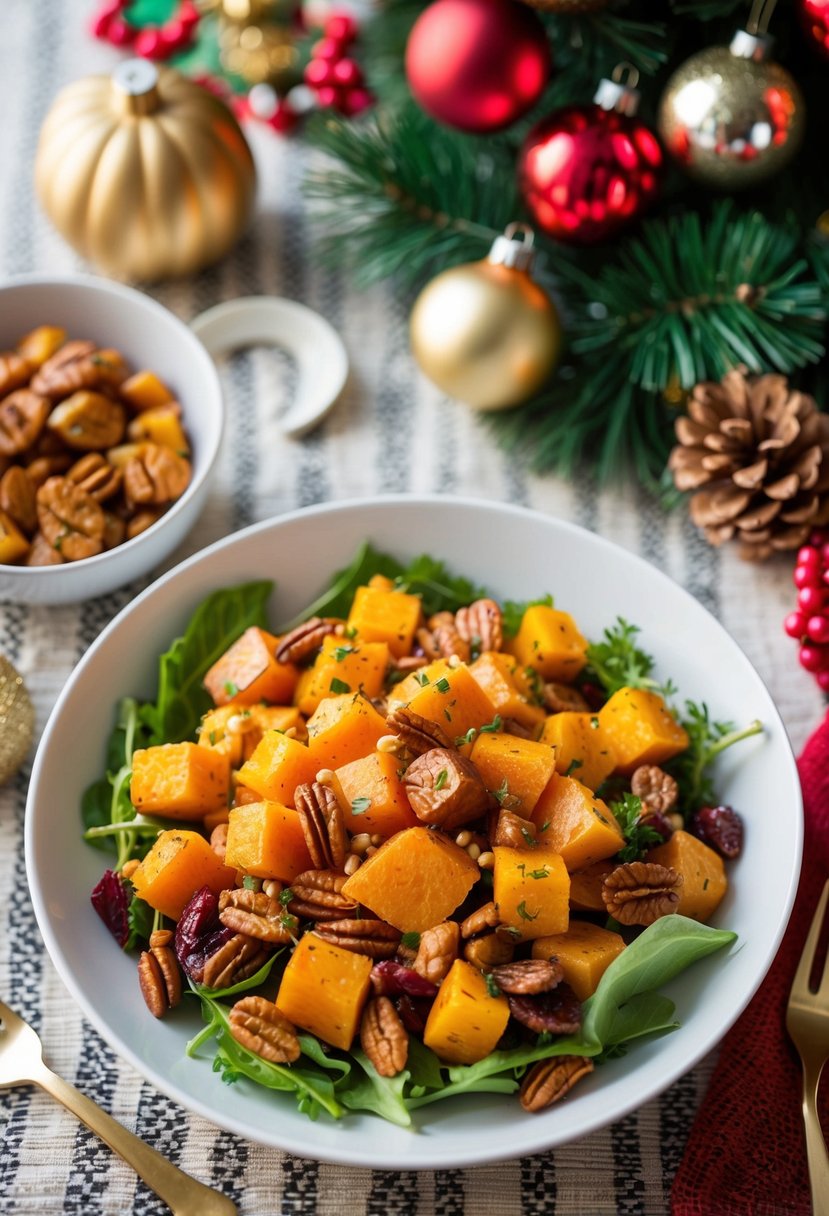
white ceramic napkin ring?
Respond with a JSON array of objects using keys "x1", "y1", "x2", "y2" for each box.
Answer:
[{"x1": 190, "y1": 296, "x2": 348, "y2": 438}]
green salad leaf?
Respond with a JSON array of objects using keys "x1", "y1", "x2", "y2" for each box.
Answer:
[
  {"x1": 280, "y1": 543, "x2": 403, "y2": 629},
  {"x1": 610, "y1": 792, "x2": 664, "y2": 863},
  {"x1": 338, "y1": 1050, "x2": 413, "y2": 1126},
  {"x1": 393, "y1": 554, "x2": 487, "y2": 617},
  {"x1": 585, "y1": 618, "x2": 675, "y2": 698},
  {"x1": 668, "y1": 700, "x2": 764, "y2": 817}
]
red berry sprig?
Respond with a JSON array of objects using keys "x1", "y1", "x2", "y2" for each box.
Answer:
[
  {"x1": 91, "y1": 0, "x2": 200, "y2": 61},
  {"x1": 303, "y1": 11, "x2": 373, "y2": 116},
  {"x1": 785, "y1": 528, "x2": 829, "y2": 690}
]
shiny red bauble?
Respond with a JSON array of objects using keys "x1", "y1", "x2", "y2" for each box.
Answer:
[
  {"x1": 519, "y1": 103, "x2": 662, "y2": 243},
  {"x1": 800, "y1": 0, "x2": 829, "y2": 56},
  {"x1": 788, "y1": 528, "x2": 829, "y2": 686},
  {"x1": 405, "y1": 0, "x2": 551, "y2": 133}
]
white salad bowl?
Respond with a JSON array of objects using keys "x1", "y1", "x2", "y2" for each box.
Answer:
[
  {"x1": 0, "y1": 274, "x2": 224, "y2": 603},
  {"x1": 25, "y1": 496, "x2": 802, "y2": 1167}
]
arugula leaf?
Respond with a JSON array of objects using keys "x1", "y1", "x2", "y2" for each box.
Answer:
[
  {"x1": 667, "y1": 701, "x2": 763, "y2": 817},
  {"x1": 81, "y1": 780, "x2": 116, "y2": 851},
  {"x1": 585, "y1": 618, "x2": 674, "y2": 698},
  {"x1": 394, "y1": 554, "x2": 487, "y2": 618},
  {"x1": 502, "y1": 594, "x2": 554, "y2": 639},
  {"x1": 144, "y1": 582, "x2": 273, "y2": 744},
  {"x1": 124, "y1": 890, "x2": 155, "y2": 952},
  {"x1": 600, "y1": 992, "x2": 679, "y2": 1048},
  {"x1": 279, "y1": 543, "x2": 403, "y2": 630},
  {"x1": 610, "y1": 792, "x2": 664, "y2": 863},
  {"x1": 338, "y1": 1050, "x2": 412, "y2": 1127}
]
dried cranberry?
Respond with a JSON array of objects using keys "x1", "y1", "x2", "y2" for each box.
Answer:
[
  {"x1": 579, "y1": 681, "x2": 607, "y2": 711},
  {"x1": 174, "y1": 885, "x2": 235, "y2": 983},
  {"x1": 640, "y1": 811, "x2": 674, "y2": 843},
  {"x1": 370, "y1": 960, "x2": 439, "y2": 999},
  {"x1": 508, "y1": 983, "x2": 582, "y2": 1035},
  {"x1": 691, "y1": 805, "x2": 744, "y2": 859},
  {"x1": 91, "y1": 869, "x2": 130, "y2": 947},
  {"x1": 395, "y1": 994, "x2": 433, "y2": 1035}
]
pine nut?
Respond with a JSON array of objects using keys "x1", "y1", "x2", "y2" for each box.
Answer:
[
  {"x1": 478, "y1": 851, "x2": 495, "y2": 870},
  {"x1": 315, "y1": 768, "x2": 336, "y2": 785},
  {"x1": 370, "y1": 833, "x2": 383, "y2": 847},
  {"x1": 121, "y1": 858, "x2": 140, "y2": 880},
  {"x1": 227, "y1": 713, "x2": 253, "y2": 734},
  {"x1": 467, "y1": 843, "x2": 481, "y2": 861},
  {"x1": 344, "y1": 853, "x2": 361, "y2": 876},
  {"x1": 351, "y1": 832, "x2": 372, "y2": 854},
  {"x1": 365, "y1": 845, "x2": 378, "y2": 858},
  {"x1": 668, "y1": 813, "x2": 684, "y2": 831},
  {"x1": 455, "y1": 830, "x2": 472, "y2": 848},
  {"x1": 262, "y1": 879, "x2": 283, "y2": 900},
  {"x1": 376, "y1": 734, "x2": 403, "y2": 754},
  {"x1": 283, "y1": 726, "x2": 298, "y2": 739},
  {"x1": 447, "y1": 654, "x2": 462, "y2": 669}
]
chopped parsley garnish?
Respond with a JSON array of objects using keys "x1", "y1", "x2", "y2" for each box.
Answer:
[
  {"x1": 351, "y1": 797, "x2": 372, "y2": 815},
  {"x1": 329, "y1": 677, "x2": 351, "y2": 694},
  {"x1": 610, "y1": 792, "x2": 663, "y2": 863},
  {"x1": 223, "y1": 681, "x2": 239, "y2": 697},
  {"x1": 333, "y1": 645, "x2": 356, "y2": 662},
  {"x1": 585, "y1": 617, "x2": 675, "y2": 699},
  {"x1": 455, "y1": 726, "x2": 478, "y2": 747},
  {"x1": 401, "y1": 931, "x2": 421, "y2": 950},
  {"x1": 564, "y1": 758, "x2": 583, "y2": 777},
  {"x1": 527, "y1": 867, "x2": 551, "y2": 880},
  {"x1": 520, "y1": 827, "x2": 537, "y2": 848},
  {"x1": 485, "y1": 973, "x2": 503, "y2": 998},
  {"x1": 435, "y1": 676, "x2": 451, "y2": 693},
  {"x1": 434, "y1": 768, "x2": 448, "y2": 791},
  {"x1": 516, "y1": 901, "x2": 538, "y2": 922},
  {"x1": 590, "y1": 716, "x2": 600, "y2": 730},
  {"x1": 479, "y1": 714, "x2": 503, "y2": 734},
  {"x1": 415, "y1": 672, "x2": 430, "y2": 686},
  {"x1": 208, "y1": 730, "x2": 218, "y2": 745},
  {"x1": 242, "y1": 875, "x2": 259, "y2": 891},
  {"x1": 493, "y1": 778, "x2": 510, "y2": 805},
  {"x1": 279, "y1": 887, "x2": 294, "y2": 906}
]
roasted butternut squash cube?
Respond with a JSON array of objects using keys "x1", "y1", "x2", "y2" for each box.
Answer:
[
  {"x1": 341, "y1": 826, "x2": 479, "y2": 932},
  {"x1": 402, "y1": 664, "x2": 498, "y2": 744},
  {"x1": 532, "y1": 920, "x2": 626, "y2": 1001},
  {"x1": 200, "y1": 704, "x2": 304, "y2": 766},
  {"x1": 276, "y1": 933, "x2": 372, "y2": 1050},
  {"x1": 17, "y1": 325, "x2": 66, "y2": 367},
  {"x1": 203, "y1": 626, "x2": 298, "y2": 708},
  {"x1": 647, "y1": 830, "x2": 727, "y2": 922},
  {"x1": 225, "y1": 800, "x2": 313, "y2": 881},
  {"x1": 119, "y1": 369, "x2": 175, "y2": 411},
  {"x1": 0, "y1": 509, "x2": 30, "y2": 564},
  {"x1": 236, "y1": 731, "x2": 318, "y2": 806},
  {"x1": 294, "y1": 636, "x2": 390, "y2": 717},
  {"x1": 127, "y1": 405, "x2": 189, "y2": 455},
  {"x1": 493, "y1": 845, "x2": 570, "y2": 941},
  {"x1": 131, "y1": 829, "x2": 236, "y2": 920},
  {"x1": 469, "y1": 731, "x2": 557, "y2": 815},
  {"x1": 305, "y1": 692, "x2": 388, "y2": 769},
  {"x1": 131, "y1": 742, "x2": 230, "y2": 820},
  {"x1": 539, "y1": 713, "x2": 617, "y2": 791},
  {"x1": 532, "y1": 773, "x2": 624, "y2": 871},
  {"x1": 391, "y1": 658, "x2": 452, "y2": 706},
  {"x1": 598, "y1": 687, "x2": 689, "y2": 775},
  {"x1": 469, "y1": 652, "x2": 546, "y2": 734},
  {"x1": 347, "y1": 584, "x2": 422, "y2": 659},
  {"x1": 508, "y1": 605, "x2": 588, "y2": 682},
  {"x1": 569, "y1": 859, "x2": 616, "y2": 912},
  {"x1": 423, "y1": 959, "x2": 510, "y2": 1065},
  {"x1": 334, "y1": 751, "x2": 418, "y2": 836}
]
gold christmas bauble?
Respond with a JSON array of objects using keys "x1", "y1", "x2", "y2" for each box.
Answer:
[
  {"x1": 410, "y1": 227, "x2": 561, "y2": 412},
  {"x1": 36, "y1": 60, "x2": 256, "y2": 281},
  {"x1": 658, "y1": 31, "x2": 805, "y2": 190},
  {"x1": 0, "y1": 656, "x2": 34, "y2": 786}
]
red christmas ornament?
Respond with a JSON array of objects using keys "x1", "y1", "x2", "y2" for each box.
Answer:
[
  {"x1": 302, "y1": 11, "x2": 373, "y2": 117},
  {"x1": 519, "y1": 68, "x2": 662, "y2": 243},
  {"x1": 800, "y1": 0, "x2": 829, "y2": 55},
  {"x1": 405, "y1": 0, "x2": 551, "y2": 134},
  {"x1": 90, "y1": 0, "x2": 200, "y2": 60},
  {"x1": 786, "y1": 529, "x2": 829, "y2": 689}
]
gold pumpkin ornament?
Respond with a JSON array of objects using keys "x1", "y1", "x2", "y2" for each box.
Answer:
[
  {"x1": 410, "y1": 225, "x2": 562, "y2": 412},
  {"x1": 35, "y1": 59, "x2": 256, "y2": 281},
  {"x1": 0, "y1": 655, "x2": 34, "y2": 787}
]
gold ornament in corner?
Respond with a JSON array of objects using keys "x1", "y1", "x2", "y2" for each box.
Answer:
[
  {"x1": 0, "y1": 656, "x2": 34, "y2": 786},
  {"x1": 35, "y1": 59, "x2": 257, "y2": 282}
]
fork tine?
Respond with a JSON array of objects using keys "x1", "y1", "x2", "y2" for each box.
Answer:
[
  {"x1": 791, "y1": 879, "x2": 829, "y2": 998},
  {"x1": 0, "y1": 1000, "x2": 26, "y2": 1029}
]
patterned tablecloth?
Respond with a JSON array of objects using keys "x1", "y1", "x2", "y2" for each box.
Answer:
[{"x1": 0, "y1": 3, "x2": 820, "y2": 1213}]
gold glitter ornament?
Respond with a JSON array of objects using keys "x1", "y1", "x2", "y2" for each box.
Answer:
[
  {"x1": 0, "y1": 656, "x2": 34, "y2": 786},
  {"x1": 410, "y1": 225, "x2": 562, "y2": 412},
  {"x1": 657, "y1": 29, "x2": 805, "y2": 190}
]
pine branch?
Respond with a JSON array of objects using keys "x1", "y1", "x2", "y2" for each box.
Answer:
[{"x1": 304, "y1": 106, "x2": 524, "y2": 288}]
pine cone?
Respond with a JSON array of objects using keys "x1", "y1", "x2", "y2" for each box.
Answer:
[{"x1": 668, "y1": 368, "x2": 829, "y2": 561}]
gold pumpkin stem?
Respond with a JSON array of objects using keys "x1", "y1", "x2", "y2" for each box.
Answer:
[{"x1": 111, "y1": 59, "x2": 161, "y2": 118}]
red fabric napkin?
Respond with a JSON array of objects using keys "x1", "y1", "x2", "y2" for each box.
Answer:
[{"x1": 671, "y1": 710, "x2": 829, "y2": 1215}]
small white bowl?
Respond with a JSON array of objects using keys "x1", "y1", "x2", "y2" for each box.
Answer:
[
  {"x1": 0, "y1": 274, "x2": 224, "y2": 603},
  {"x1": 25, "y1": 497, "x2": 802, "y2": 1168}
]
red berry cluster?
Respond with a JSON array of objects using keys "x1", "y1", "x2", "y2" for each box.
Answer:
[
  {"x1": 784, "y1": 528, "x2": 829, "y2": 689},
  {"x1": 91, "y1": 0, "x2": 200, "y2": 61},
  {"x1": 303, "y1": 12, "x2": 373, "y2": 116}
]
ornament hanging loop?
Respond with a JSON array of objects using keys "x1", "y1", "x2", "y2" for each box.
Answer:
[
  {"x1": 746, "y1": 0, "x2": 779, "y2": 35},
  {"x1": 489, "y1": 223, "x2": 537, "y2": 271},
  {"x1": 595, "y1": 62, "x2": 640, "y2": 116},
  {"x1": 611, "y1": 62, "x2": 639, "y2": 89}
]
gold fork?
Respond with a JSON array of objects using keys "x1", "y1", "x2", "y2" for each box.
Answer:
[
  {"x1": 786, "y1": 878, "x2": 829, "y2": 1216},
  {"x1": 0, "y1": 999, "x2": 237, "y2": 1216}
]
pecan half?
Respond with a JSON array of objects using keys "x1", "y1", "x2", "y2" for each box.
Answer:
[
  {"x1": 67, "y1": 452, "x2": 123, "y2": 501},
  {"x1": 464, "y1": 932, "x2": 515, "y2": 971},
  {"x1": 288, "y1": 869, "x2": 358, "y2": 921},
  {"x1": 228, "y1": 995, "x2": 300, "y2": 1064},
  {"x1": 103, "y1": 512, "x2": 126, "y2": 550},
  {"x1": 360, "y1": 996, "x2": 408, "y2": 1077},
  {"x1": 393, "y1": 654, "x2": 429, "y2": 672},
  {"x1": 0, "y1": 389, "x2": 50, "y2": 456},
  {"x1": 0, "y1": 466, "x2": 36, "y2": 534},
  {"x1": 124, "y1": 443, "x2": 190, "y2": 506},
  {"x1": 602, "y1": 860, "x2": 682, "y2": 926},
  {"x1": 543, "y1": 682, "x2": 590, "y2": 713},
  {"x1": 24, "y1": 453, "x2": 73, "y2": 487},
  {"x1": 201, "y1": 932, "x2": 270, "y2": 989},
  {"x1": 456, "y1": 598, "x2": 503, "y2": 654},
  {"x1": 519, "y1": 1056, "x2": 594, "y2": 1112},
  {"x1": 210, "y1": 822, "x2": 229, "y2": 861},
  {"x1": 36, "y1": 476, "x2": 105, "y2": 561},
  {"x1": 493, "y1": 809, "x2": 537, "y2": 849},
  {"x1": 631, "y1": 765, "x2": 679, "y2": 814},
  {"x1": 460, "y1": 901, "x2": 500, "y2": 939},
  {"x1": 138, "y1": 930, "x2": 182, "y2": 1018},
  {"x1": 508, "y1": 983, "x2": 582, "y2": 1034},
  {"x1": 403, "y1": 747, "x2": 490, "y2": 831},
  {"x1": 219, "y1": 887, "x2": 296, "y2": 944},
  {"x1": 491, "y1": 959, "x2": 563, "y2": 995},
  {"x1": 412, "y1": 920, "x2": 459, "y2": 984},
  {"x1": 126, "y1": 508, "x2": 163, "y2": 540},
  {"x1": 47, "y1": 390, "x2": 126, "y2": 451},
  {"x1": 386, "y1": 706, "x2": 454, "y2": 756},
  {"x1": 30, "y1": 340, "x2": 97, "y2": 398},
  {"x1": 429, "y1": 611, "x2": 471, "y2": 663},
  {"x1": 276, "y1": 616, "x2": 340, "y2": 664},
  {"x1": 295, "y1": 782, "x2": 348, "y2": 870},
  {"x1": 313, "y1": 918, "x2": 401, "y2": 958},
  {"x1": 0, "y1": 352, "x2": 33, "y2": 396}
]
